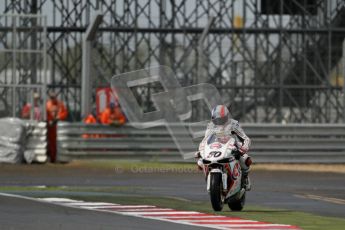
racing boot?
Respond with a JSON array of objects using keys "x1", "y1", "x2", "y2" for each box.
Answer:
[
  {"x1": 197, "y1": 158, "x2": 203, "y2": 171},
  {"x1": 195, "y1": 151, "x2": 203, "y2": 171},
  {"x1": 240, "y1": 155, "x2": 252, "y2": 191},
  {"x1": 242, "y1": 171, "x2": 251, "y2": 191}
]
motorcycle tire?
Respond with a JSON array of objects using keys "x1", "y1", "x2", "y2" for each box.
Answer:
[
  {"x1": 210, "y1": 173, "x2": 223, "y2": 211},
  {"x1": 228, "y1": 192, "x2": 245, "y2": 211}
]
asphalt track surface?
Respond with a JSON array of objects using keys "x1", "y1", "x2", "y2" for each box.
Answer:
[
  {"x1": 0, "y1": 163, "x2": 344, "y2": 229},
  {"x1": 0, "y1": 194, "x2": 213, "y2": 230}
]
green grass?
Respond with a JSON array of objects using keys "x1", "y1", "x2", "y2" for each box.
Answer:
[{"x1": 1, "y1": 185, "x2": 344, "y2": 230}]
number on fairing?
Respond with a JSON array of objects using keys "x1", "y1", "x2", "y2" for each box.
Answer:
[{"x1": 208, "y1": 151, "x2": 222, "y2": 158}]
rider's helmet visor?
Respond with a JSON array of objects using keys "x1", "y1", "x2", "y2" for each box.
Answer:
[{"x1": 212, "y1": 116, "x2": 228, "y2": 126}]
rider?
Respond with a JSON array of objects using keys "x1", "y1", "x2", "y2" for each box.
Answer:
[{"x1": 196, "y1": 105, "x2": 252, "y2": 191}]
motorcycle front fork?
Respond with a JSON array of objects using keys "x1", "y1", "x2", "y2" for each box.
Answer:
[{"x1": 206, "y1": 171, "x2": 228, "y2": 193}]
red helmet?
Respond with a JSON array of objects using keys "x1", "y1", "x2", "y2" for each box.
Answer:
[{"x1": 211, "y1": 105, "x2": 229, "y2": 125}]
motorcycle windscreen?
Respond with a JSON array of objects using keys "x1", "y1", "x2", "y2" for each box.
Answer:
[{"x1": 207, "y1": 134, "x2": 231, "y2": 145}]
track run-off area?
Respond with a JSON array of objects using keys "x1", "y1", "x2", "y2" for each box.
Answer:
[{"x1": 0, "y1": 161, "x2": 344, "y2": 229}]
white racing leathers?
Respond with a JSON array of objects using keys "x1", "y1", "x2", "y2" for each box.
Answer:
[{"x1": 199, "y1": 119, "x2": 251, "y2": 173}]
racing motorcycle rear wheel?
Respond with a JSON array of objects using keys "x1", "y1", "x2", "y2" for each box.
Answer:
[{"x1": 228, "y1": 192, "x2": 246, "y2": 211}]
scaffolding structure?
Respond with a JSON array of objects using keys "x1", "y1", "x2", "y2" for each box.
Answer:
[
  {"x1": 0, "y1": 13, "x2": 47, "y2": 119},
  {"x1": 0, "y1": 0, "x2": 344, "y2": 122}
]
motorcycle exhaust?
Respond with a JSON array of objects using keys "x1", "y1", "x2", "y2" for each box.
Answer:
[{"x1": 237, "y1": 188, "x2": 245, "y2": 199}]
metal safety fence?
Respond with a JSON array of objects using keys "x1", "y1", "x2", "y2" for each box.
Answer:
[{"x1": 57, "y1": 122, "x2": 345, "y2": 163}]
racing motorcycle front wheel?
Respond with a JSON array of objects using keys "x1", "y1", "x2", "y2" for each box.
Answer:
[{"x1": 210, "y1": 173, "x2": 224, "y2": 211}]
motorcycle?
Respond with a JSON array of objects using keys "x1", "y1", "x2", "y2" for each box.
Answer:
[{"x1": 198, "y1": 133, "x2": 247, "y2": 211}]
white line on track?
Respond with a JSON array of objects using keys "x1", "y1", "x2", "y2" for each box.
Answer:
[
  {"x1": 199, "y1": 224, "x2": 293, "y2": 227},
  {"x1": 38, "y1": 197, "x2": 81, "y2": 202},
  {"x1": 295, "y1": 194, "x2": 345, "y2": 205},
  {"x1": 95, "y1": 205, "x2": 156, "y2": 208},
  {"x1": 120, "y1": 211, "x2": 201, "y2": 215},
  {"x1": 62, "y1": 202, "x2": 119, "y2": 206},
  {"x1": 187, "y1": 219, "x2": 259, "y2": 223},
  {"x1": 103, "y1": 208, "x2": 174, "y2": 212},
  {"x1": 166, "y1": 216, "x2": 234, "y2": 219}
]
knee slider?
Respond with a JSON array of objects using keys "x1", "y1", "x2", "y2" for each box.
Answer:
[{"x1": 245, "y1": 157, "x2": 252, "y2": 167}]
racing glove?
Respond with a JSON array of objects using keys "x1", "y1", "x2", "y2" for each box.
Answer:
[{"x1": 194, "y1": 151, "x2": 201, "y2": 159}]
